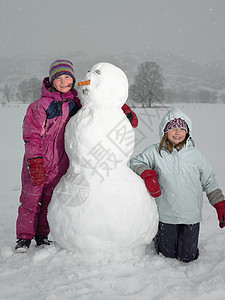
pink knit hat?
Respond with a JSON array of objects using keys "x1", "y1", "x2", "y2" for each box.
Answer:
[{"x1": 164, "y1": 118, "x2": 188, "y2": 133}]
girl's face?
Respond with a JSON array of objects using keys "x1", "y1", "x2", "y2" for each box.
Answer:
[
  {"x1": 167, "y1": 128, "x2": 187, "y2": 145},
  {"x1": 53, "y1": 74, "x2": 74, "y2": 93}
]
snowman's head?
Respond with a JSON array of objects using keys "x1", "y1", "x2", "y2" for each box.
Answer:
[{"x1": 79, "y1": 62, "x2": 129, "y2": 107}]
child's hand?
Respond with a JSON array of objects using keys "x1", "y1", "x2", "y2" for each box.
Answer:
[
  {"x1": 122, "y1": 104, "x2": 138, "y2": 128},
  {"x1": 28, "y1": 157, "x2": 46, "y2": 186},
  {"x1": 214, "y1": 201, "x2": 225, "y2": 228},
  {"x1": 141, "y1": 170, "x2": 161, "y2": 198}
]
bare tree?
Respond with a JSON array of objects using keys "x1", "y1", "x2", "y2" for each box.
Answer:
[
  {"x1": 16, "y1": 78, "x2": 41, "y2": 103},
  {"x1": 129, "y1": 61, "x2": 164, "y2": 107},
  {"x1": 3, "y1": 83, "x2": 14, "y2": 103}
]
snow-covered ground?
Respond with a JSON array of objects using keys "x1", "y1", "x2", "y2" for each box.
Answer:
[{"x1": 0, "y1": 103, "x2": 225, "y2": 300}]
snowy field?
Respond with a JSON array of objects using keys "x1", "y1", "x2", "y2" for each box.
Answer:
[{"x1": 0, "y1": 103, "x2": 225, "y2": 300}]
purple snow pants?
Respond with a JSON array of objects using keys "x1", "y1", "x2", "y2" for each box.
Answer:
[{"x1": 16, "y1": 159, "x2": 66, "y2": 240}]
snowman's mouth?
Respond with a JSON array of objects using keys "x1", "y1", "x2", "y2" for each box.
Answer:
[{"x1": 82, "y1": 88, "x2": 89, "y2": 95}]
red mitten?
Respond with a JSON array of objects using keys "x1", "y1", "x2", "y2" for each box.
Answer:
[
  {"x1": 28, "y1": 157, "x2": 46, "y2": 186},
  {"x1": 122, "y1": 104, "x2": 138, "y2": 128},
  {"x1": 214, "y1": 201, "x2": 225, "y2": 228},
  {"x1": 141, "y1": 170, "x2": 161, "y2": 198}
]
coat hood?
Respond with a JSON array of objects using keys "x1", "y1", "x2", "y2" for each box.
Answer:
[{"x1": 159, "y1": 108, "x2": 192, "y2": 139}]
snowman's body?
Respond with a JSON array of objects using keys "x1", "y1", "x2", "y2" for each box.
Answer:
[{"x1": 48, "y1": 63, "x2": 159, "y2": 257}]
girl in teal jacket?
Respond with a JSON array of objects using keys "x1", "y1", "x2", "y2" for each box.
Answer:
[{"x1": 130, "y1": 108, "x2": 225, "y2": 262}]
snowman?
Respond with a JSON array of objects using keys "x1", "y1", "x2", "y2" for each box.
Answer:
[{"x1": 48, "y1": 62, "x2": 159, "y2": 258}]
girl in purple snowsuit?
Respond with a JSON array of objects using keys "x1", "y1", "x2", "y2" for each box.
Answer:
[{"x1": 15, "y1": 59, "x2": 81, "y2": 252}]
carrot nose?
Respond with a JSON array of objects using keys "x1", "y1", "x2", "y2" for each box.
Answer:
[{"x1": 78, "y1": 80, "x2": 91, "y2": 86}]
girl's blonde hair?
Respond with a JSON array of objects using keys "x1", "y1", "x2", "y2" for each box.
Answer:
[{"x1": 158, "y1": 132, "x2": 189, "y2": 156}]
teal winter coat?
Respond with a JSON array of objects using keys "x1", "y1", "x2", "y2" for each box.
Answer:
[{"x1": 130, "y1": 108, "x2": 219, "y2": 224}]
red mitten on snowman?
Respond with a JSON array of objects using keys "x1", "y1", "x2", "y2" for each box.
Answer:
[
  {"x1": 141, "y1": 170, "x2": 161, "y2": 198},
  {"x1": 122, "y1": 104, "x2": 138, "y2": 128}
]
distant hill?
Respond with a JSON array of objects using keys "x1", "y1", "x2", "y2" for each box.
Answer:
[{"x1": 0, "y1": 50, "x2": 225, "y2": 105}]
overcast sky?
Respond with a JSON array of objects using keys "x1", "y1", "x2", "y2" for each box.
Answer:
[{"x1": 1, "y1": 0, "x2": 225, "y2": 63}]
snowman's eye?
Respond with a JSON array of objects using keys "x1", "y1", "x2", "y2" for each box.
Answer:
[{"x1": 95, "y1": 69, "x2": 101, "y2": 75}]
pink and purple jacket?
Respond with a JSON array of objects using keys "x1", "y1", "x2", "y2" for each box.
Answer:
[{"x1": 23, "y1": 77, "x2": 81, "y2": 178}]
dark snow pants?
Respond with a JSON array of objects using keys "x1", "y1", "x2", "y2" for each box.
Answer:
[{"x1": 154, "y1": 222, "x2": 200, "y2": 263}]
